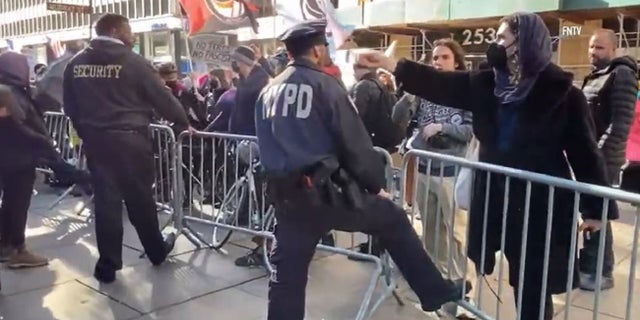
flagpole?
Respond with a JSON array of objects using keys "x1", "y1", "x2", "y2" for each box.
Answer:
[
  {"x1": 177, "y1": 7, "x2": 196, "y2": 77},
  {"x1": 88, "y1": 0, "x2": 94, "y2": 40},
  {"x1": 272, "y1": 0, "x2": 277, "y2": 53}
]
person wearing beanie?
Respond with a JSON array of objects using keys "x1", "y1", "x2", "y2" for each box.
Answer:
[
  {"x1": 0, "y1": 52, "x2": 53, "y2": 269},
  {"x1": 228, "y1": 44, "x2": 270, "y2": 135}
]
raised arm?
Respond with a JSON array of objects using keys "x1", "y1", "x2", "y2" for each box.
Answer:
[{"x1": 393, "y1": 58, "x2": 475, "y2": 112}]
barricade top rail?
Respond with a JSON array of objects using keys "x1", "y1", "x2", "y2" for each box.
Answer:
[
  {"x1": 374, "y1": 146, "x2": 393, "y2": 167},
  {"x1": 43, "y1": 111, "x2": 66, "y2": 116},
  {"x1": 404, "y1": 149, "x2": 640, "y2": 205},
  {"x1": 150, "y1": 123, "x2": 177, "y2": 141},
  {"x1": 177, "y1": 130, "x2": 258, "y2": 142}
]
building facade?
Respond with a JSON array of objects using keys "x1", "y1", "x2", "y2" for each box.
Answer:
[
  {"x1": 234, "y1": 0, "x2": 639, "y2": 79},
  {"x1": 2, "y1": 0, "x2": 638, "y2": 79},
  {"x1": 0, "y1": 0, "x2": 188, "y2": 66}
]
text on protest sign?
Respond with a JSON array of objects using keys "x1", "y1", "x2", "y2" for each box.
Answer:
[{"x1": 190, "y1": 38, "x2": 234, "y2": 69}]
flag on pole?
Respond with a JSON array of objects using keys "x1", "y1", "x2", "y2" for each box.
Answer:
[
  {"x1": 45, "y1": 37, "x2": 65, "y2": 64},
  {"x1": 275, "y1": 0, "x2": 355, "y2": 51},
  {"x1": 321, "y1": 0, "x2": 355, "y2": 50},
  {"x1": 179, "y1": 0, "x2": 261, "y2": 36}
]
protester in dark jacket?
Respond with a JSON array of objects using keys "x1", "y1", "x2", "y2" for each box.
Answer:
[
  {"x1": 0, "y1": 52, "x2": 51, "y2": 269},
  {"x1": 228, "y1": 45, "x2": 270, "y2": 135},
  {"x1": 206, "y1": 86, "x2": 236, "y2": 132},
  {"x1": 357, "y1": 12, "x2": 617, "y2": 320},
  {"x1": 579, "y1": 28, "x2": 639, "y2": 291},
  {"x1": 157, "y1": 62, "x2": 209, "y2": 131}
]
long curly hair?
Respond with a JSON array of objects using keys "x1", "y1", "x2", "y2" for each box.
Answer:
[{"x1": 432, "y1": 38, "x2": 468, "y2": 71}]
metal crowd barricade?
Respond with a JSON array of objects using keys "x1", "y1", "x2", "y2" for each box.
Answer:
[
  {"x1": 173, "y1": 130, "x2": 266, "y2": 253},
  {"x1": 39, "y1": 111, "x2": 88, "y2": 212},
  {"x1": 173, "y1": 131, "x2": 400, "y2": 320},
  {"x1": 150, "y1": 123, "x2": 179, "y2": 217},
  {"x1": 401, "y1": 149, "x2": 640, "y2": 320},
  {"x1": 36, "y1": 114, "x2": 178, "y2": 218}
]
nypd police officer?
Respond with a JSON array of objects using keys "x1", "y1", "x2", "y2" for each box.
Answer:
[
  {"x1": 63, "y1": 14, "x2": 190, "y2": 283},
  {"x1": 255, "y1": 20, "x2": 466, "y2": 319}
]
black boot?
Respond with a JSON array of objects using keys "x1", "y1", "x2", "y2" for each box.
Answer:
[{"x1": 422, "y1": 279, "x2": 472, "y2": 312}]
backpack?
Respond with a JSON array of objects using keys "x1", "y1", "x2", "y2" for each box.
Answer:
[{"x1": 357, "y1": 78, "x2": 404, "y2": 151}]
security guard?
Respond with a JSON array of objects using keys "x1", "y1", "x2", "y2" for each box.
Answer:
[
  {"x1": 62, "y1": 13, "x2": 190, "y2": 283},
  {"x1": 255, "y1": 19, "x2": 467, "y2": 319}
]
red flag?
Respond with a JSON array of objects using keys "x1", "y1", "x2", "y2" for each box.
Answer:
[
  {"x1": 179, "y1": 0, "x2": 210, "y2": 35},
  {"x1": 179, "y1": 0, "x2": 260, "y2": 35}
]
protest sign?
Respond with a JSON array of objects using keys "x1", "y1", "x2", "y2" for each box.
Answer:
[{"x1": 190, "y1": 35, "x2": 234, "y2": 70}]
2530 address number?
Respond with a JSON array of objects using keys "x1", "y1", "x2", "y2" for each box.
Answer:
[{"x1": 461, "y1": 28, "x2": 497, "y2": 46}]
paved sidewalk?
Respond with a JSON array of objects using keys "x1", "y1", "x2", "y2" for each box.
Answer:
[{"x1": 0, "y1": 184, "x2": 638, "y2": 320}]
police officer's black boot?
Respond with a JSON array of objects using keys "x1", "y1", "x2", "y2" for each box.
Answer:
[{"x1": 421, "y1": 279, "x2": 472, "y2": 312}]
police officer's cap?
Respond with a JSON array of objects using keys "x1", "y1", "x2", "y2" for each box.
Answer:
[{"x1": 278, "y1": 19, "x2": 327, "y2": 51}]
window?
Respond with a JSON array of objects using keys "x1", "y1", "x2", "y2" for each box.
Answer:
[{"x1": 146, "y1": 31, "x2": 173, "y2": 60}]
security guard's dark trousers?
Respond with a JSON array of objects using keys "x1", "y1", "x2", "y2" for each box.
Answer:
[
  {"x1": 82, "y1": 129, "x2": 167, "y2": 272},
  {"x1": 267, "y1": 184, "x2": 453, "y2": 320}
]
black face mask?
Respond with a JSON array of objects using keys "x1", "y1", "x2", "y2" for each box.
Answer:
[
  {"x1": 231, "y1": 61, "x2": 240, "y2": 74},
  {"x1": 486, "y1": 42, "x2": 508, "y2": 70}
]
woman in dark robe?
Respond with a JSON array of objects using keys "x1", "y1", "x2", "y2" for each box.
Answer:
[{"x1": 357, "y1": 12, "x2": 618, "y2": 320}]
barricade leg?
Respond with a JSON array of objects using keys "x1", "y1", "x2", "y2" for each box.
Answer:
[{"x1": 47, "y1": 185, "x2": 77, "y2": 210}]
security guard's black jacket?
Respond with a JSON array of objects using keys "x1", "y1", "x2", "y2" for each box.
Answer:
[
  {"x1": 63, "y1": 39, "x2": 190, "y2": 135},
  {"x1": 256, "y1": 58, "x2": 386, "y2": 194}
]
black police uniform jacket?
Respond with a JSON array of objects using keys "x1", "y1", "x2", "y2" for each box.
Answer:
[
  {"x1": 582, "y1": 56, "x2": 639, "y2": 184},
  {"x1": 394, "y1": 59, "x2": 618, "y2": 294},
  {"x1": 256, "y1": 59, "x2": 386, "y2": 195},
  {"x1": 63, "y1": 38, "x2": 190, "y2": 136}
]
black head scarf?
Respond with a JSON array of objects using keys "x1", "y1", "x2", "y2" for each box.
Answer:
[{"x1": 494, "y1": 12, "x2": 552, "y2": 104}]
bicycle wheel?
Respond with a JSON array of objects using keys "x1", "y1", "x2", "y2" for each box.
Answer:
[
  {"x1": 211, "y1": 178, "x2": 246, "y2": 249},
  {"x1": 212, "y1": 164, "x2": 234, "y2": 208},
  {"x1": 261, "y1": 205, "x2": 277, "y2": 273}
]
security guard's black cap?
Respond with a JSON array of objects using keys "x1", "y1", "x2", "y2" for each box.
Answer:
[{"x1": 278, "y1": 19, "x2": 328, "y2": 54}]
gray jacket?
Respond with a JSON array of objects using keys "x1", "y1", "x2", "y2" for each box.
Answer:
[{"x1": 392, "y1": 93, "x2": 473, "y2": 173}]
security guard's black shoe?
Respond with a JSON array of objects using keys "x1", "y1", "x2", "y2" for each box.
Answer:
[
  {"x1": 421, "y1": 279, "x2": 472, "y2": 312},
  {"x1": 152, "y1": 232, "x2": 177, "y2": 266},
  {"x1": 93, "y1": 265, "x2": 116, "y2": 284}
]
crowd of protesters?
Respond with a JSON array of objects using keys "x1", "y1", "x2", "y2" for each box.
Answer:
[{"x1": 0, "y1": 10, "x2": 639, "y2": 320}]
